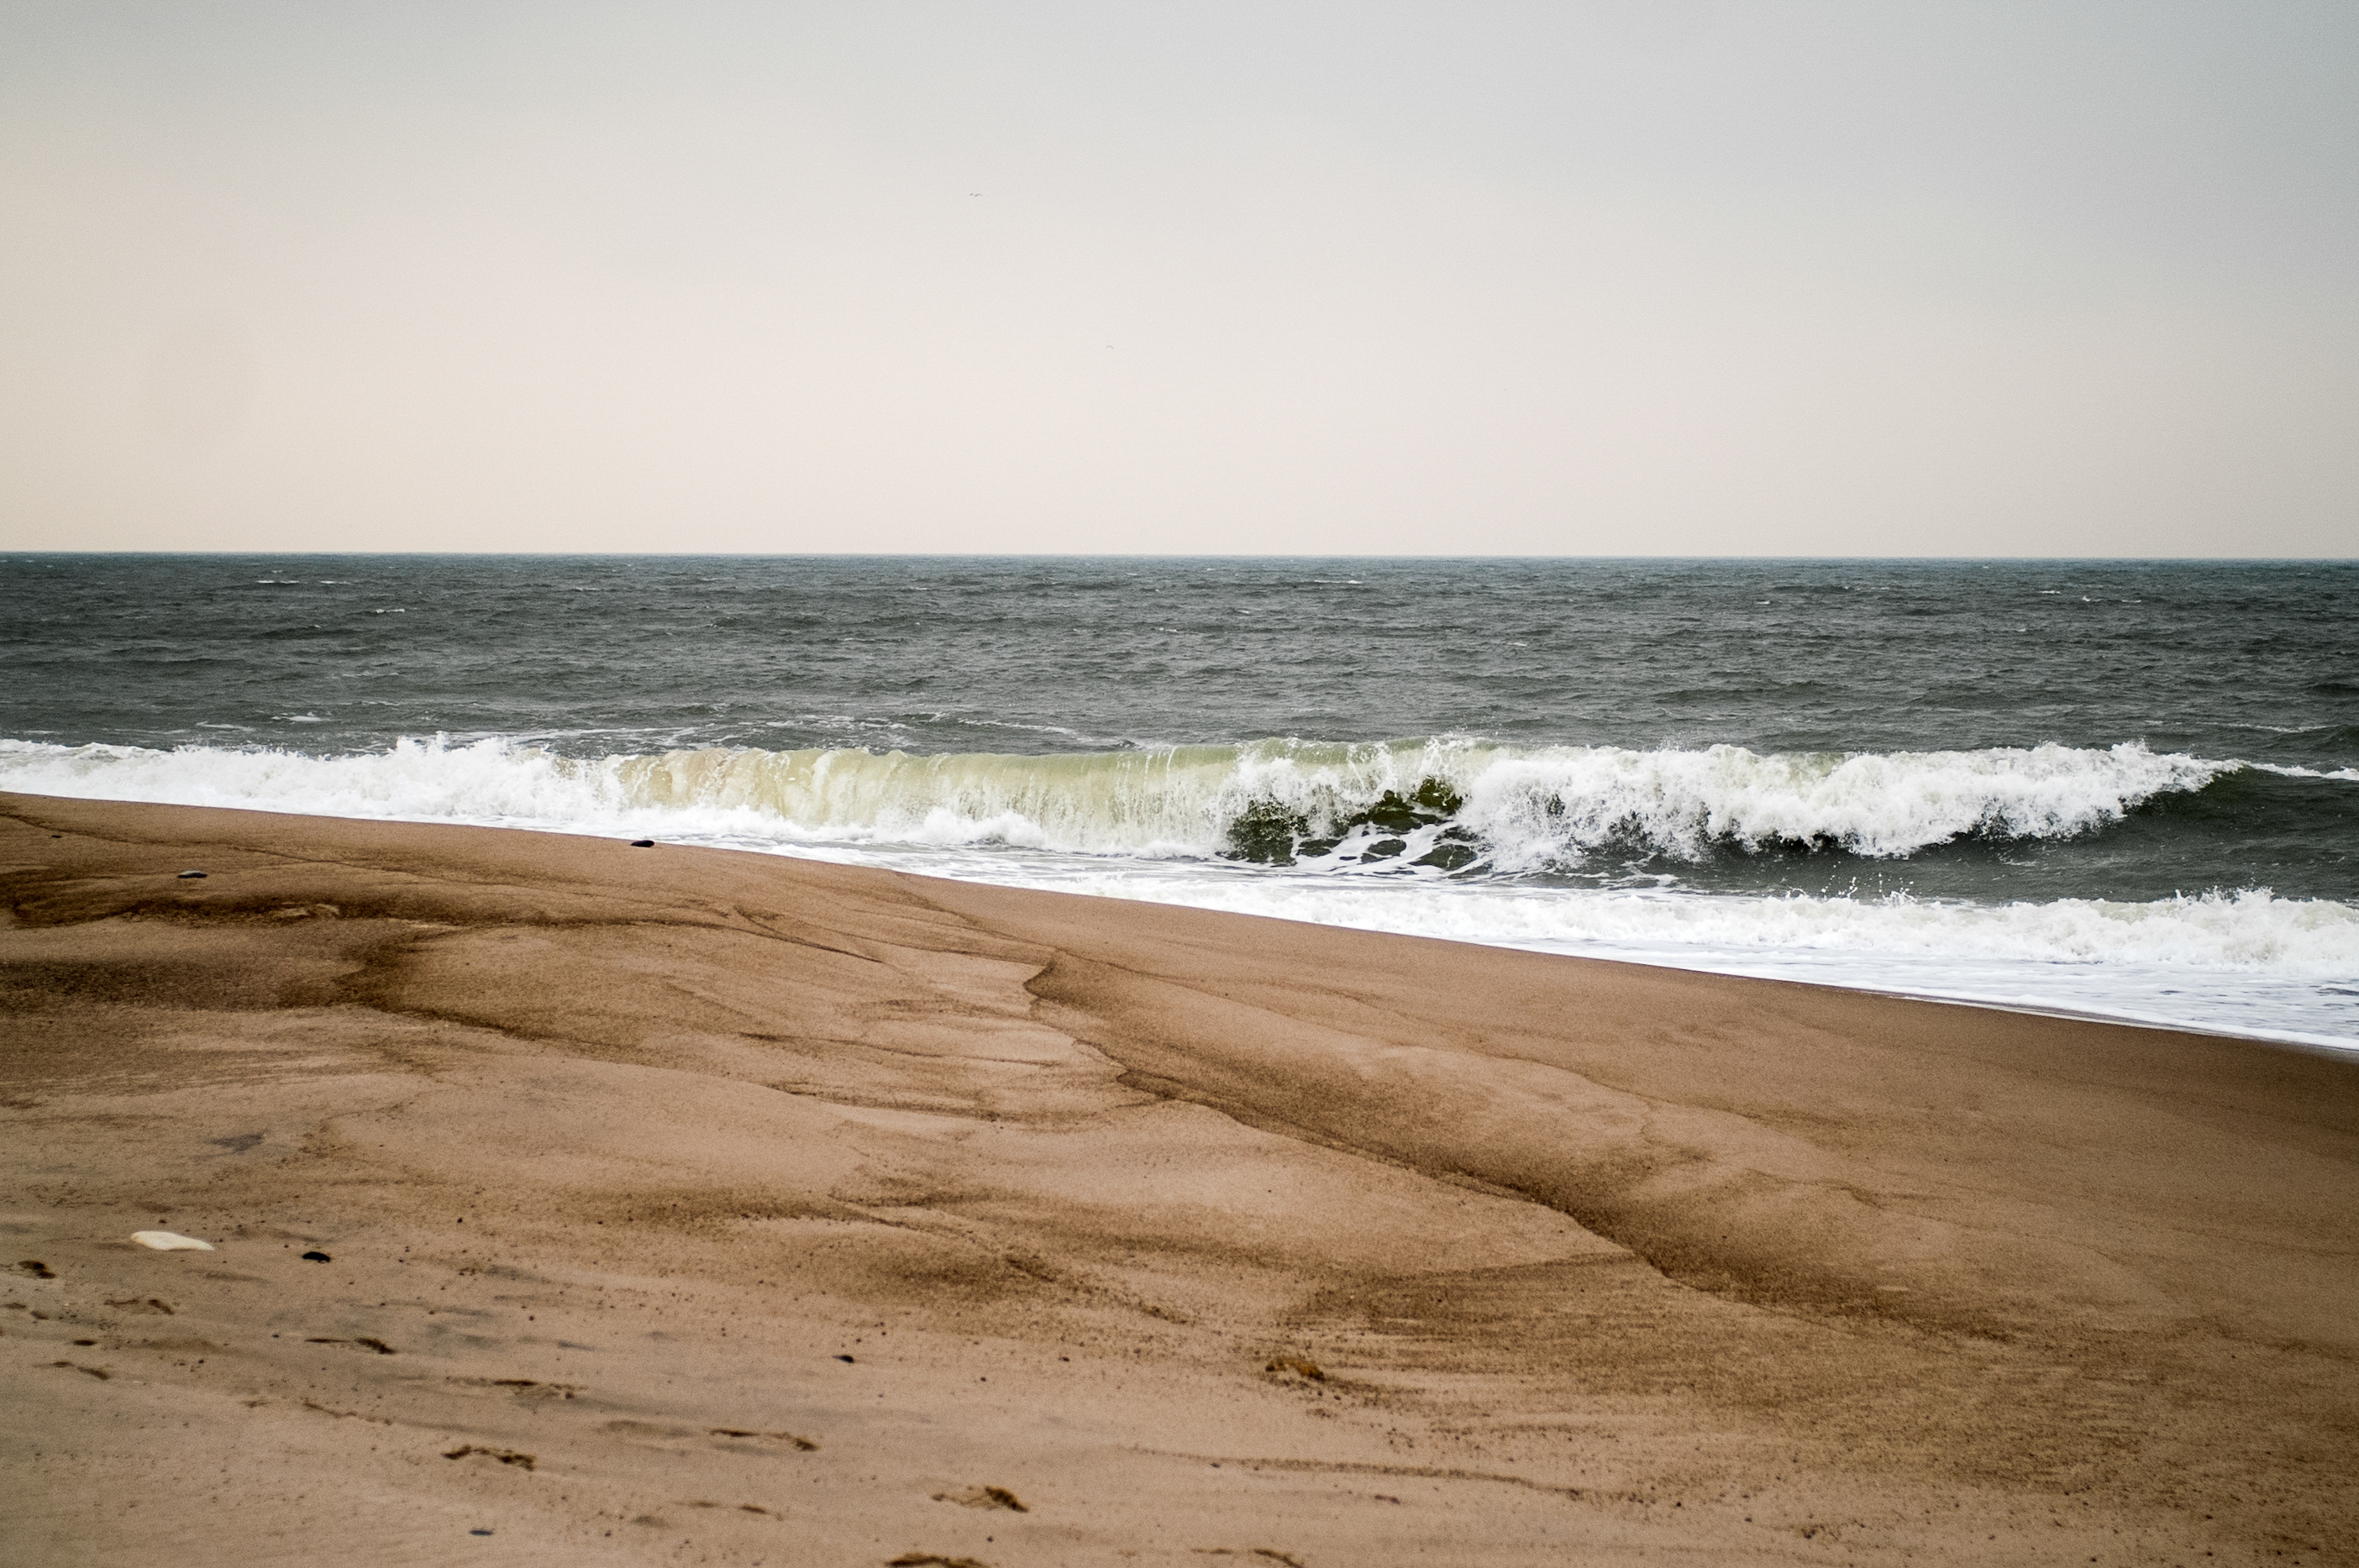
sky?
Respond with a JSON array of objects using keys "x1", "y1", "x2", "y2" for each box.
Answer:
[{"x1": 3, "y1": 3, "x2": 2355, "y2": 557}]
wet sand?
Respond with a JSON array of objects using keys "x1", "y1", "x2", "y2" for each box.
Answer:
[{"x1": 3, "y1": 791, "x2": 2356, "y2": 1567}]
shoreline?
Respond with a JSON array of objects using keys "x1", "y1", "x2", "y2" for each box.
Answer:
[
  {"x1": 3, "y1": 772, "x2": 2346, "y2": 1051},
  {"x1": 6, "y1": 791, "x2": 2357, "y2": 1565},
  {"x1": 1600, "y1": 964, "x2": 2359, "y2": 1057}
]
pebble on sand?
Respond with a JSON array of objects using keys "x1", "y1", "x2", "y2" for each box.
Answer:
[
  {"x1": 129, "y1": 1231, "x2": 215, "y2": 1251},
  {"x1": 176, "y1": 870, "x2": 207, "y2": 879}
]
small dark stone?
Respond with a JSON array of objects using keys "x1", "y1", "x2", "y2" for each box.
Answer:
[
  {"x1": 835, "y1": 1353, "x2": 856, "y2": 1363},
  {"x1": 470, "y1": 1529, "x2": 494, "y2": 1536},
  {"x1": 176, "y1": 870, "x2": 207, "y2": 879},
  {"x1": 1364, "y1": 838, "x2": 1408, "y2": 858},
  {"x1": 301, "y1": 1251, "x2": 332, "y2": 1262},
  {"x1": 1412, "y1": 842, "x2": 1481, "y2": 872},
  {"x1": 629, "y1": 839, "x2": 655, "y2": 847}
]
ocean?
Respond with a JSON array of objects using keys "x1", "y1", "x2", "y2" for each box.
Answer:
[{"x1": 5, "y1": 553, "x2": 2355, "y2": 1047}]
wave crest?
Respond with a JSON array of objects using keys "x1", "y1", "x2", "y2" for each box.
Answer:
[
  {"x1": 1459, "y1": 741, "x2": 2224, "y2": 869},
  {"x1": 0, "y1": 733, "x2": 2237, "y2": 870}
]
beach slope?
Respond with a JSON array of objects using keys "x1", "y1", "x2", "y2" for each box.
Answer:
[{"x1": 3, "y1": 794, "x2": 2355, "y2": 1565}]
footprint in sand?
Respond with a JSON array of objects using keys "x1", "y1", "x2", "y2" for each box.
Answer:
[
  {"x1": 709, "y1": 1426, "x2": 818, "y2": 1451},
  {"x1": 442, "y1": 1445, "x2": 536, "y2": 1471}
]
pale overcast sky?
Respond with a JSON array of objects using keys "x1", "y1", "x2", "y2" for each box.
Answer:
[{"x1": 3, "y1": 3, "x2": 2354, "y2": 555}]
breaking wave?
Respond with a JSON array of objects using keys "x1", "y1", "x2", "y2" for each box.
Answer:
[
  {"x1": 0, "y1": 734, "x2": 2244, "y2": 872},
  {"x1": 5, "y1": 732, "x2": 2354, "y2": 1042}
]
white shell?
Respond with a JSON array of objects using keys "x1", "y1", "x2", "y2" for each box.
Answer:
[{"x1": 129, "y1": 1230, "x2": 215, "y2": 1251}]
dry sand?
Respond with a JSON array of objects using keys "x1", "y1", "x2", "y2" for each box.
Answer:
[{"x1": 3, "y1": 791, "x2": 2355, "y2": 1567}]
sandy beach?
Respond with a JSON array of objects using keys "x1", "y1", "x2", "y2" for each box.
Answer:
[{"x1": 3, "y1": 790, "x2": 2355, "y2": 1567}]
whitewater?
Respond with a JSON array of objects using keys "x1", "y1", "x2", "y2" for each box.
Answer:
[{"x1": 7, "y1": 730, "x2": 2354, "y2": 1047}]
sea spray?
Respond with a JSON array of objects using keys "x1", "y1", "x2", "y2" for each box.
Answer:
[
  {"x1": 17, "y1": 721, "x2": 2344, "y2": 1040},
  {"x1": 0, "y1": 734, "x2": 2233, "y2": 867}
]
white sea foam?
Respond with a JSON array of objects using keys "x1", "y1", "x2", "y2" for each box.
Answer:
[
  {"x1": 1455, "y1": 740, "x2": 2225, "y2": 865},
  {"x1": 2250, "y1": 761, "x2": 2359, "y2": 783},
  {"x1": 4, "y1": 734, "x2": 2352, "y2": 1044},
  {"x1": 920, "y1": 864, "x2": 2359, "y2": 1049},
  {"x1": 0, "y1": 733, "x2": 2242, "y2": 863}
]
